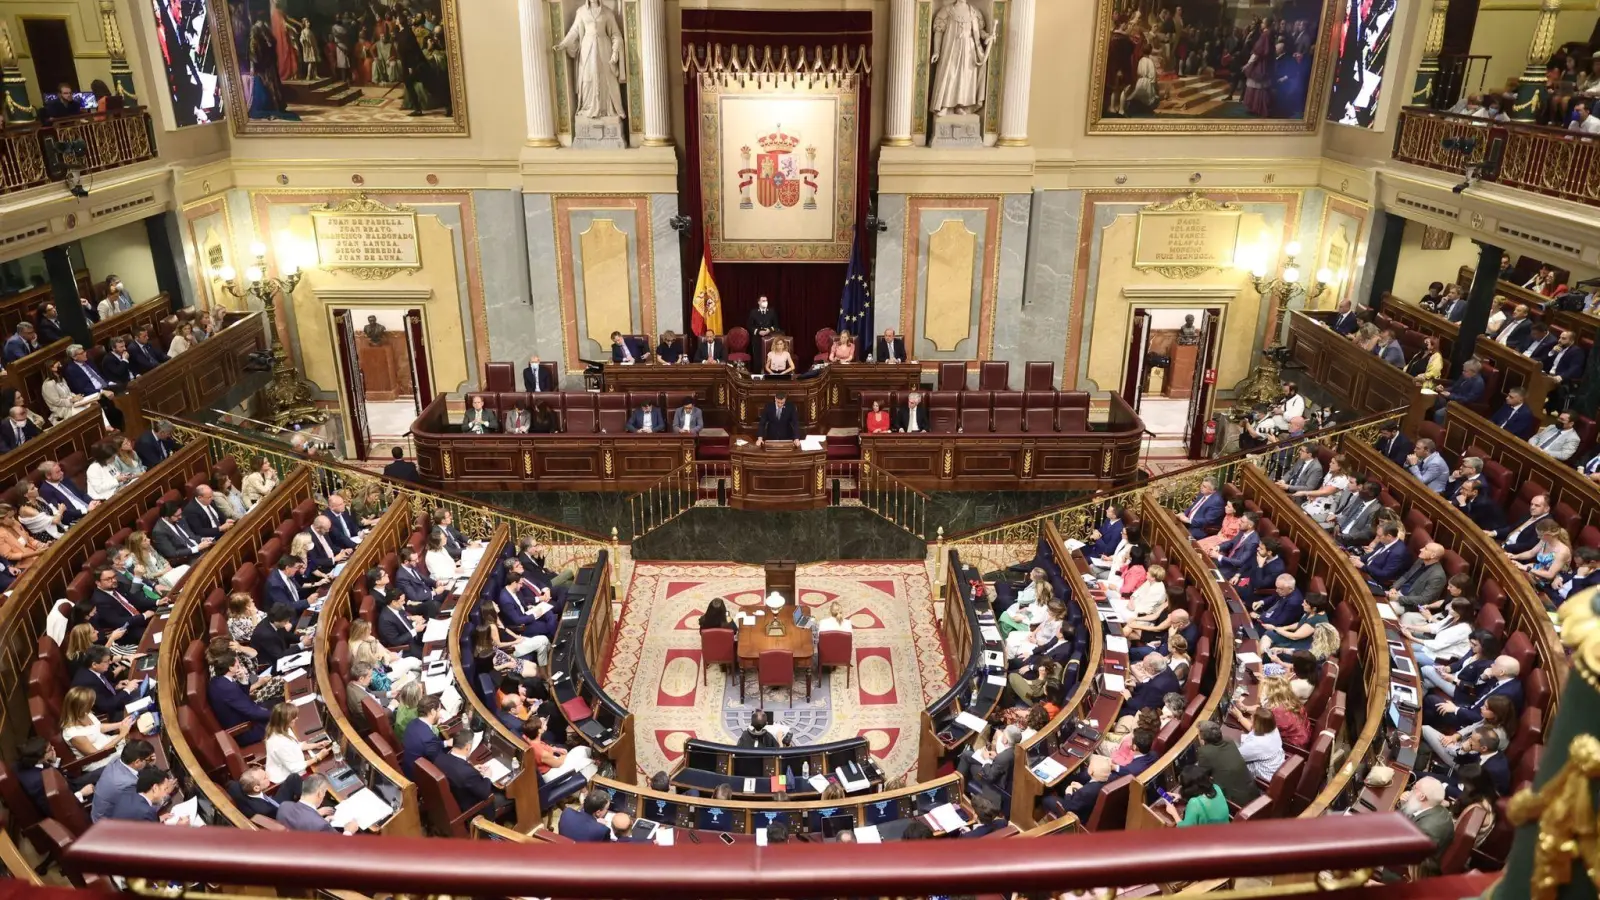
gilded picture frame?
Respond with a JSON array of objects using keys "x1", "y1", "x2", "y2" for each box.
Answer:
[
  {"x1": 212, "y1": 0, "x2": 469, "y2": 136},
  {"x1": 1086, "y1": 0, "x2": 1337, "y2": 135}
]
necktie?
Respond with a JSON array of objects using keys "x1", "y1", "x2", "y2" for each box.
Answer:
[
  {"x1": 203, "y1": 503, "x2": 217, "y2": 527},
  {"x1": 174, "y1": 521, "x2": 196, "y2": 550},
  {"x1": 81, "y1": 363, "x2": 105, "y2": 390},
  {"x1": 112, "y1": 591, "x2": 137, "y2": 615},
  {"x1": 622, "y1": 343, "x2": 633, "y2": 362},
  {"x1": 1539, "y1": 431, "x2": 1558, "y2": 449},
  {"x1": 57, "y1": 482, "x2": 86, "y2": 512},
  {"x1": 282, "y1": 572, "x2": 299, "y2": 601},
  {"x1": 12, "y1": 423, "x2": 22, "y2": 443},
  {"x1": 1342, "y1": 501, "x2": 1371, "y2": 534},
  {"x1": 887, "y1": 341, "x2": 897, "y2": 362}
]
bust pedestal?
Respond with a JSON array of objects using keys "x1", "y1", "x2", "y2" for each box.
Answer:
[
  {"x1": 572, "y1": 115, "x2": 627, "y2": 148},
  {"x1": 929, "y1": 112, "x2": 983, "y2": 148},
  {"x1": 357, "y1": 341, "x2": 399, "y2": 402},
  {"x1": 1164, "y1": 343, "x2": 1199, "y2": 399}
]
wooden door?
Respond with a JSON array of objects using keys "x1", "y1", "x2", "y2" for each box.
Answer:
[
  {"x1": 1121, "y1": 309, "x2": 1152, "y2": 414},
  {"x1": 332, "y1": 309, "x2": 371, "y2": 461},
  {"x1": 404, "y1": 309, "x2": 432, "y2": 412},
  {"x1": 1185, "y1": 310, "x2": 1223, "y2": 459}
]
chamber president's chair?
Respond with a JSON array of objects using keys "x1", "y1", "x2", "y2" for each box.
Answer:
[
  {"x1": 814, "y1": 328, "x2": 837, "y2": 363},
  {"x1": 726, "y1": 327, "x2": 752, "y2": 366}
]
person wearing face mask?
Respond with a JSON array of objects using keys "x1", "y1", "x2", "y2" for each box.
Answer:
[
  {"x1": 98, "y1": 276, "x2": 134, "y2": 320},
  {"x1": 747, "y1": 296, "x2": 779, "y2": 367}
]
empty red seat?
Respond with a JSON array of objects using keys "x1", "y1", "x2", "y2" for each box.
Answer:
[
  {"x1": 1059, "y1": 392, "x2": 1090, "y2": 431},
  {"x1": 992, "y1": 392, "x2": 1023, "y2": 432},
  {"x1": 563, "y1": 394, "x2": 597, "y2": 433},
  {"x1": 959, "y1": 392, "x2": 992, "y2": 432},
  {"x1": 929, "y1": 392, "x2": 960, "y2": 434},
  {"x1": 979, "y1": 361, "x2": 1009, "y2": 391},
  {"x1": 1024, "y1": 361, "x2": 1053, "y2": 391},
  {"x1": 1023, "y1": 392, "x2": 1056, "y2": 433},
  {"x1": 938, "y1": 362, "x2": 967, "y2": 391}
]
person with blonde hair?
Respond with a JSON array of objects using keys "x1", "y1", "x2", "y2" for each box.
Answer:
[
  {"x1": 0, "y1": 503, "x2": 47, "y2": 571},
  {"x1": 1233, "y1": 670, "x2": 1311, "y2": 748},
  {"x1": 286, "y1": 535, "x2": 330, "y2": 590},
  {"x1": 1006, "y1": 599, "x2": 1068, "y2": 661},
  {"x1": 1118, "y1": 563, "x2": 1169, "y2": 622},
  {"x1": 764, "y1": 336, "x2": 795, "y2": 377},
  {"x1": 349, "y1": 617, "x2": 422, "y2": 689},
  {"x1": 818, "y1": 601, "x2": 851, "y2": 632},
  {"x1": 60, "y1": 685, "x2": 131, "y2": 773},
  {"x1": 392, "y1": 681, "x2": 427, "y2": 735},
  {"x1": 998, "y1": 570, "x2": 1053, "y2": 638},
  {"x1": 829, "y1": 331, "x2": 857, "y2": 364},
  {"x1": 263, "y1": 702, "x2": 331, "y2": 783},
  {"x1": 125, "y1": 531, "x2": 186, "y2": 590},
  {"x1": 64, "y1": 623, "x2": 103, "y2": 677},
  {"x1": 1513, "y1": 518, "x2": 1571, "y2": 591}
]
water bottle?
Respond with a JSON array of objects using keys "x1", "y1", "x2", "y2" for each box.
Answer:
[{"x1": 802, "y1": 761, "x2": 810, "y2": 779}]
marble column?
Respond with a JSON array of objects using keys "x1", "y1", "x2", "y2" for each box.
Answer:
[
  {"x1": 1512, "y1": 0, "x2": 1560, "y2": 122},
  {"x1": 997, "y1": 0, "x2": 1035, "y2": 146},
  {"x1": 1411, "y1": 0, "x2": 1449, "y2": 107},
  {"x1": 883, "y1": 0, "x2": 916, "y2": 146},
  {"x1": 97, "y1": 0, "x2": 136, "y2": 101},
  {"x1": 638, "y1": 0, "x2": 672, "y2": 146},
  {"x1": 519, "y1": 0, "x2": 559, "y2": 146}
]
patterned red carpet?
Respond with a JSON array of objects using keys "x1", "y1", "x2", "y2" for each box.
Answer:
[{"x1": 603, "y1": 562, "x2": 950, "y2": 782}]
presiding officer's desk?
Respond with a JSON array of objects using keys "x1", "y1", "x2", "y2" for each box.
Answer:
[
  {"x1": 671, "y1": 736, "x2": 883, "y2": 798},
  {"x1": 603, "y1": 360, "x2": 924, "y2": 433}
]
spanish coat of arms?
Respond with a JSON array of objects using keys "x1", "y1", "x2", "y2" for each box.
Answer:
[{"x1": 737, "y1": 125, "x2": 821, "y2": 211}]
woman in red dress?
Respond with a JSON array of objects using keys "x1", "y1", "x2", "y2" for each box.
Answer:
[{"x1": 865, "y1": 400, "x2": 891, "y2": 434}]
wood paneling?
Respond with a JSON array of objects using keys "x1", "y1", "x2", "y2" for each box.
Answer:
[{"x1": 1285, "y1": 312, "x2": 1434, "y2": 435}]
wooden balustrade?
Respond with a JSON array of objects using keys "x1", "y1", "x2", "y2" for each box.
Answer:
[
  {"x1": 1439, "y1": 400, "x2": 1600, "y2": 537},
  {"x1": 115, "y1": 311, "x2": 267, "y2": 438},
  {"x1": 0, "y1": 109, "x2": 156, "y2": 197},
  {"x1": 1375, "y1": 298, "x2": 1556, "y2": 413},
  {"x1": 1395, "y1": 106, "x2": 1600, "y2": 209},
  {"x1": 0, "y1": 270, "x2": 91, "y2": 339},
  {"x1": 1285, "y1": 312, "x2": 1433, "y2": 435}
]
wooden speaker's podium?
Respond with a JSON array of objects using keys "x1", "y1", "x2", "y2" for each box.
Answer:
[{"x1": 729, "y1": 441, "x2": 829, "y2": 511}]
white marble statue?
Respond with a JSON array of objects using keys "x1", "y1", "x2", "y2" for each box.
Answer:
[
  {"x1": 929, "y1": 0, "x2": 993, "y2": 116},
  {"x1": 555, "y1": 0, "x2": 626, "y2": 119}
]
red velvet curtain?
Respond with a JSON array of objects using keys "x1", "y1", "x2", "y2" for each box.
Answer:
[{"x1": 678, "y1": 10, "x2": 875, "y2": 352}]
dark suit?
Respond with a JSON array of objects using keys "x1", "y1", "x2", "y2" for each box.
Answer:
[
  {"x1": 395, "y1": 565, "x2": 441, "y2": 616},
  {"x1": 1181, "y1": 492, "x2": 1225, "y2": 539},
  {"x1": 558, "y1": 808, "x2": 612, "y2": 842},
  {"x1": 36, "y1": 318, "x2": 65, "y2": 344},
  {"x1": 183, "y1": 498, "x2": 229, "y2": 540},
  {"x1": 1259, "y1": 589, "x2": 1304, "y2": 627},
  {"x1": 1058, "y1": 777, "x2": 1106, "y2": 821},
  {"x1": 433, "y1": 751, "x2": 495, "y2": 811},
  {"x1": 1195, "y1": 742, "x2": 1261, "y2": 805},
  {"x1": 892, "y1": 404, "x2": 930, "y2": 432},
  {"x1": 92, "y1": 585, "x2": 154, "y2": 644},
  {"x1": 1330, "y1": 310, "x2": 1359, "y2": 335},
  {"x1": 377, "y1": 605, "x2": 423, "y2": 653},
  {"x1": 1448, "y1": 374, "x2": 1485, "y2": 408},
  {"x1": 1216, "y1": 531, "x2": 1259, "y2": 579},
  {"x1": 2, "y1": 335, "x2": 36, "y2": 363},
  {"x1": 249, "y1": 620, "x2": 296, "y2": 673},
  {"x1": 758, "y1": 402, "x2": 801, "y2": 441},
  {"x1": 0, "y1": 418, "x2": 39, "y2": 451},
  {"x1": 625, "y1": 407, "x2": 666, "y2": 433},
  {"x1": 151, "y1": 518, "x2": 202, "y2": 561},
  {"x1": 1490, "y1": 404, "x2": 1537, "y2": 439},
  {"x1": 1494, "y1": 318, "x2": 1534, "y2": 352},
  {"x1": 326, "y1": 510, "x2": 360, "y2": 551},
  {"x1": 1375, "y1": 431, "x2": 1413, "y2": 467},
  {"x1": 1117, "y1": 752, "x2": 1158, "y2": 779},
  {"x1": 522, "y1": 364, "x2": 552, "y2": 392},
  {"x1": 100, "y1": 352, "x2": 135, "y2": 386},
  {"x1": 39, "y1": 478, "x2": 93, "y2": 526},
  {"x1": 874, "y1": 336, "x2": 908, "y2": 362},
  {"x1": 1362, "y1": 540, "x2": 1411, "y2": 587},
  {"x1": 384, "y1": 459, "x2": 420, "y2": 483},
  {"x1": 1124, "y1": 668, "x2": 1180, "y2": 715},
  {"x1": 693, "y1": 338, "x2": 725, "y2": 363},
  {"x1": 208, "y1": 674, "x2": 271, "y2": 744},
  {"x1": 1087, "y1": 518, "x2": 1125, "y2": 559},
  {"x1": 106, "y1": 792, "x2": 161, "y2": 822},
  {"x1": 1546, "y1": 344, "x2": 1587, "y2": 382},
  {"x1": 303, "y1": 530, "x2": 340, "y2": 576},
  {"x1": 64, "y1": 360, "x2": 111, "y2": 397},
  {"x1": 1460, "y1": 492, "x2": 1506, "y2": 531},
  {"x1": 494, "y1": 587, "x2": 555, "y2": 640},
  {"x1": 134, "y1": 431, "x2": 177, "y2": 467},
  {"x1": 1242, "y1": 556, "x2": 1285, "y2": 597},
  {"x1": 400, "y1": 717, "x2": 444, "y2": 777},
  {"x1": 262, "y1": 569, "x2": 307, "y2": 618},
  {"x1": 1497, "y1": 513, "x2": 1550, "y2": 555},
  {"x1": 129, "y1": 341, "x2": 167, "y2": 375},
  {"x1": 16, "y1": 765, "x2": 50, "y2": 819},
  {"x1": 71, "y1": 667, "x2": 137, "y2": 718},
  {"x1": 1429, "y1": 678, "x2": 1524, "y2": 730},
  {"x1": 610, "y1": 338, "x2": 647, "y2": 364}
]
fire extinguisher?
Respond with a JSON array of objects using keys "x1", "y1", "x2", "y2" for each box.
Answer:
[{"x1": 1204, "y1": 419, "x2": 1217, "y2": 445}]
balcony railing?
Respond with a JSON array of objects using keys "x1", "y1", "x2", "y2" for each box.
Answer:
[
  {"x1": 0, "y1": 108, "x2": 156, "y2": 196},
  {"x1": 1394, "y1": 106, "x2": 1600, "y2": 208}
]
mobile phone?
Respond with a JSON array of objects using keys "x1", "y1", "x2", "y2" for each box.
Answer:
[
  {"x1": 718, "y1": 832, "x2": 736, "y2": 845},
  {"x1": 685, "y1": 830, "x2": 701, "y2": 844}
]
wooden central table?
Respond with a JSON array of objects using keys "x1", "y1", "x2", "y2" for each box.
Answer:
[{"x1": 736, "y1": 563, "x2": 813, "y2": 702}]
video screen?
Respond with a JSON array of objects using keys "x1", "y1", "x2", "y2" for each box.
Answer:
[
  {"x1": 151, "y1": 0, "x2": 225, "y2": 126},
  {"x1": 1325, "y1": 0, "x2": 1395, "y2": 128}
]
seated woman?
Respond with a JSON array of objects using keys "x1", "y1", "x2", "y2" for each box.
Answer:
[
  {"x1": 392, "y1": 682, "x2": 427, "y2": 735},
  {"x1": 112, "y1": 435, "x2": 146, "y2": 481},
  {"x1": 1512, "y1": 518, "x2": 1572, "y2": 595},
  {"x1": 1237, "y1": 707, "x2": 1286, "y2": 781},
  {"x1": 349, "y1": 617, "x2": 423, "y2": 688},
  {"x1": 1005, "y1": 600, "x2": 1068, "y2": 661},
  {"x1": 41, "y1": 360, "x2": 99, "y2": 424},
  {"x1": 1262, "y1": 591, "x2": 1332, "y2": 657},
  {"x1": 1292, "y1": 454, "x2": 1351, "y2": 526},
  {"x1": 424, "y1": 528, "x2": 458, "y2": 582},
  {"x1": 1195, "y1": 499, "x2": 1243, "y2": 555},
  {"x1": 264, "y1": 702, "x2": 331, "y2": 784},
  {"x1": 657, "y1": 331, "x2": 685, "y2": 364},
  {"x1": 1352, "y1": 322, "x2": 1380, "y2": 353},
  {"x1": 1090, "y1": 525, "x2": 1143, "y2": 583},
  {"x1": 1409, "y1": 335, "x2": 1445, "y2": 387},
  {"x1": 18, "y1": 484, "x2": 65, "y2": 541},
  {"x1": 472, "y1": 620, "x2": 542, "y2": 678},
  {"x1": 1402, "y1": 597, "x2": 1475, "y2": 669},
  {"x1": 1104, "y1": 545, "x2": 1148, "y2": 596},
  {"x1": 526, "y1": 713, "x2": 597, "y2": 782},
  {"x1": 462, "y1": 395, "x2": 498, "y2": 434},
  {"x1": 1233, "y1": 671, "x2": 1312, "y2": 749},
  {"x1": 211, "y1": 470, "x2": 248, "y2": 520},
  {"x1": 998, "y1": 575, "x2": 1053, "y2": 638},
  {"x1": 1420, "y1": 629, "x2": 1498, "y2": 697},
  {"x1": 241, "y1": 458, "x2": 278, "y2": 510},
  {"x1": 0, "y1": 504, "x2": 48, "y2": 571},
  {"x1": 864, "y1": 399, "x2": 891, "y2": 434},
  {"x1": 85, "y1": 442, "x2": 127, "y2": 500},
  {"x1": 699, "y1": 596, "x2": 735, "y2": 631},
  {"x1": 829, "y1": 332, "x2": 856, "y2": 364},
  {"x1": 59, "y1": 686, "x2": 131, "y2": 774},
  {"x1": 529, "y1": 401, "x2": 559, "y2": 434},
  {"x1": 1115, "y1": 563, "x2": 1169, "y2": 624},
  {"x1": 1102, "y1": 707, "x2": 1160, "y2": 766},
  {"x1": 1166, "y1": 763, "x2": 1231, "y2": 827},
  {"x1": 764, "y1": 337, "x2": 795, "y2": 377},
  {"x1": 817, "y1": 601, "x2": 852, "y2": 633}
]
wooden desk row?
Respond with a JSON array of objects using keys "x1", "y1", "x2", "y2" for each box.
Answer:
[
  {"x1": 602, "y1": 362, "x2": 924, "y2": 434},
  {"x1": 1374, "y1": 299, "x2": 1556, "y2": 413},
  {"x1": 916, "y1": 549, "x2": 1006, "y2": 783},
  {"x1": 671, "y1": 737, "x2": 881, "y2": 799},
  {"x1": 1438, "y1": 400, "x2": 1600, "y2": 537},
  {"x1": 113, "y1": 312, "x2": 267, "y2": 439},
  {"x1": 1284, "y1": 312, "x2": 1434, "y2": 436},
  {"x1": 860, "y1": 427, "x2": 1145, "y2": 493},
  {"x1": 544, "y1": 549, "x2": 639, "y2": 782}
]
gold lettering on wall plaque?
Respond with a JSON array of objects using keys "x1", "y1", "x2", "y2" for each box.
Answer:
[
  {"x1": 1134, "y1": 193, "x2": 1242, "y2": 276},
  {"x1": 579, "y1": 219, "x2": 634, "y2": 351},
  {"x1": 925, "y1": 218, "x2": 977, "y2": 352},
  {"x1": 310, "y1": 195, "x2": 421, "y2": 272}
]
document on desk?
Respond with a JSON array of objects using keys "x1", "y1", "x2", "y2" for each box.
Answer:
[
  {"x1": 755, "y1": 828, "x2": 768, "y2": 847},
  {"x1": 1064, "y1": 538, "x2": 1086, "y2": 551},
  {"x1": 277, "y1": 651, "x2": 313, "y2": 672},
  {"x1": 1235, "y1": 652, "x2": 1262, "y2": 666},
  {"x1": 1376, "y1": 602, "x2": 1398, "y2": 622},
  {"x1": 807, "y1": 775, "x2": 831, "y2": 792},
  {"x1": 927, "y1": 803, "x2": 966, "y2": 834},
  {"x1": 481, "y1": 758, "x2": 512, "y2": 784},
  {"x1": 986, "y1": 674, "x2": 1007, "y2": 688},
  {"x1": 1100, "y1": 672, "x2": 1126, "y2": 693},
  {"x1": 1105, "y1": 635, "x2": 1129, "y2": 653},
  {"x1": 291, "y1": 692, "x2": 319, "y2": 707},
  {"x1": 422, "y1": 617, "x2": 453, "y2": 643},
  {"x1": 460, "y1": 546, "x2": 486, "y2": 573},
  {"x1": 529, "y1": 602, "x2": 553, "y2": 619},
  {"x1": 424, "y1": 673, "x2": 453, "y2": 696},
  {"x1": 1031, "y1": 757, "x2": 1067, "y2": 783},
  {"x1": 799, "y1": 436, "x2": 827, "y2": 452},
  {"x1": 955, "y1": 711, "x2": 989, "y2": 734},
  {"x1": 980, "y1": 625, "x2": 1002, "y2": 642},
  {"x1": 278, "y1": 668, "x2": 307, "y2": 685},
  {"x1": 331, "y1": 788, "x2": 393, "y2": 830},
  {"x1": 852, "y1": 825, "x2": 882, "y2": 843},
  {"x1": 425, "y1": 649, "x2": 444, "y2": 663},
  {"x1": 654, "y1": 826, "x2": 675, "y2": 846}
]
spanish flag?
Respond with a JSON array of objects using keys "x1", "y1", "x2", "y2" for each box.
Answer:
[{"x1": 690, "y1": 242, "x2": 722, "y2": 337}]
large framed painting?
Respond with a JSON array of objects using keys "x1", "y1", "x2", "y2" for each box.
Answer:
[
  {"x1": 212, "y1": 0, "x2": 468, "y2": 135},
  {"x1": 1087, "y1": 0, "x2": 1337, "y2": 134},
  {"x1": 697, "y1": 72, "x2": 858, "y2": 263}
]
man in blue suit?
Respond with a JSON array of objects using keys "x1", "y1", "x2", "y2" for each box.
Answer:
[
  {"x1": 1494, "y1": 495, "x2": 1551, "y2": 555},
  {"x1": 263, "y1": 556, "x2": 311, "y2": 618},
  {"x1": 395, "y1": 546, "x2": 447, "y2": 618},
  {"x1": 2, "y1": 323, "x2": 37, "y2": 363},
  {"x1": 63, "y1": 344, "x2": 113, "y2": 396},
  {"x1": 609, "y1": 331, "x2": 648, "y2": 364},
  {"x1": 494, "y1": 559, "x2": 558, "y2": 640},
  {"x1": 37, "y1": 460, "x2": 96, "y2": 526},
  {"x1": 1374, "y1": 423, "x2": 1413, "y2": 467},
  {"x1": 1122, "y1": 655, "x2": 1181, "y2": 715},
  {"x1": 1492, "y1": 305, "x2": 1534, "y2": 351},
  {"x1": 134, "y1": 421, "x2": 178, "y2": 467},
  {"x1": 1116, "y1": 731, "x2": 1160, "y2": 779},
  {"x1": 105, "y1": 767, "x2": 177, "y2": 823},
  {"x1": 624, "y1": 400, "x2": 666, "y2": 433},
  {"x1": 1236, "y1": 537, "x2": 1286, "y2": 598},
  {"x1": 1210, "y1": 512, "x2": 1259, "y2": 580},
  {"x1": 1520, "y1": 323, "x2": 1557, "y2": 365},
  {"x1": 1490, "y1": 388, "x2": 1537, "y2": 439},
  {"x1": 559, "y1": 790, "x2": 615, "y2": 842},
  {"x1": 90, "y1": 564, "x2": 156, "y2": 645},
  {"x1": 1406, "y1": 438, "x2": 1451, "y2": 492},
  {"x1": 1049, "y1": 754, "x2": 1113, "y2": 821},
  {"x1": 0, "y1": 407, "x2": 39, "y2": 451},
  {"x1": 1427, "y1": 656, "x2": 1523, "y2": 731},
  {"x1": 1329, "y1": 299, "x2": 1359, "y2": 336},
  {"x1": 401, "y1": 696, "x2": 446, "y2": 777},
  {"x1": 91, "y1": 740, "x2": 155, "y2": 822},
  {"x1": 1434, "y1": 359, "x2": 1486, "y2": 425},
  {"x1": 1544, "y1": 329, "x2": 1587, "y2": 412},
  {"x1": 1253, "y1": 575, "x2": 1303, "y2": 627},
  {"x1": 209, "y1": 651, "x2": 272, "y2": 744},
  {"x1": 1356, "y1": 523, "x2": 1412, "y2": 593},
  {"x1": 129, "y1": 325, "x2": 168, "y2": 374},
  {"x1": 71, "y1": 647, "x2": 140, "y2": 717},
  {"x1": 1177, "y1": 477, "x2": 1225, "y2": 539},
  {"x1": 1374, "y1": 330, "x2": 1406, "y2": 367},
  {"x1": 1086, "y1": 505, "x2": 1126, "y2": 558}
]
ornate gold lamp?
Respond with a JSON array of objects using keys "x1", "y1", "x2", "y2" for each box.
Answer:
[
  {"x1": 1232, "y1": 242, "x2": 1332, "y2": 408},
  {"x1": 218, "y1": 242, "x2": 327, "y2": 428}
]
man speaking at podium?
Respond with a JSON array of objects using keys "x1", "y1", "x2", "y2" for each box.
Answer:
[{"x1": 756, "y1": 394, "x2": 799, "y2": 447}]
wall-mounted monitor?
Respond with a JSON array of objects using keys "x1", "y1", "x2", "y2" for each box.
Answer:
[
  {"x1": 151, "y1": 0, "x2": 225, "y2": 127},
  {"x1": 1325, "y1": 0, "x2": 1395, "y2": 128}
]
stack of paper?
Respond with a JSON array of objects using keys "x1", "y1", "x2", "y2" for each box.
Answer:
[
  {"x1": 331, "y1": 788, "x2": 393, "y2": 830},
  {"x1": 277, "y1": 651, "x2": 312, "y2": 672},
  {"x1": 1100, "y1": 672, "x2": 1126, "y2": 692},
  {"x1": 835, "y1": 764, "x2": 871, "y2": 792},
  {"x1": 290, "y1": 692, "x2": 320, "y2": 707},
  {"x1": 481, "y1": 758, "x2": 512, "y2": 784},
  {"x1": 955, "y1": 711, "x2": 989, "y2": 733},
  {"x1": 654, "y1": 826, "x2": 675, "y2": 846},
  {"x1": 421, "y1": 618, "x2": 453, "y2": 643},
  {"x1": 1031, "y1": 756, "x2": 1068, "y2": 783},
  {"x1": 1104, "y1": 635, "x2": 1129, "y2": 653},
  {"x1": 807, "y1": 775, "x2": 831, "y2": 792},
  {"x1": 166, "y1": 796, "x2": 202, "y2": 827},
  {"x1": 1235, "y1": 652, "x2": 1262, "y2": 666},
  {"x1": 852, "y1": 825, "x2": 882, "y2": 843},
  {"x1": 926, "y1": 803, "x2": 966, "y2": 834},
  {"x1": 979, "y1": 625, "x2": 1002, "y2": 642},
  {"x1": 278, "y1": 668, "x2": 307, "y2": 684},
  {"x1": 423, "y1": 673, "x2": 453, "y2": 696}
]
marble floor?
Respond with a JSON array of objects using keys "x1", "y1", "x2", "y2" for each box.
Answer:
[{"x1": 363, "y1": 400, "x2": 418, "y2": 439}]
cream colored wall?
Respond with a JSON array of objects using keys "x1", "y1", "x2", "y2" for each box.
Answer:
[
  {"x1": 2, "y1": 0, "x2": 114, "y2": 101},
  {"x1": 1470, "y1": 6, "x2": 1598, "y2": 98},
  {"x1": 1391, "y1": 218, "x2": 1480, "y2": 305},
  {"x1": 76, "y1": 219, "x2": 159, "y2": 301},
  {"x1": 1085, "y1": 211, "x2": 1275, "y2": 393}
]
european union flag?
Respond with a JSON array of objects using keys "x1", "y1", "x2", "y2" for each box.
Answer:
[{"x1": 837, "y1": 231, "x2": 873, "y2": 354}]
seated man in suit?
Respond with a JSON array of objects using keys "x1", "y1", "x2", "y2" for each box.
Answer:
[
  {"x1": 1544, "y1": 329, "x2": 1587, "y2": 409},
  {"x1": 305, "y1": 515, "x2": 353, "y2": 575},
  {"x1": 756, "y1": 393, "x2": 800, "y2": 446},
  {"x1": 90, "y1": 564, "x2": 157, "y2": 645},
  {"x1": 135, "y1": 421, "x2": 179, "y2": 467},
  {"x1": 184, "y1": 485, "x2": 236, "y2": 540},
  {"x1": 609, "y1": 331, "x2": 648, "y2": 364},
  {"x1": 1329, "y1": 299, "x2": 1360, "y2": 336},
  {"x1": 1331, "y1": 481, "x2": 1382, "y2": 546},
  {"x1": 694, "y1": 330, "x2": 725, "y2": 364},
  {"x1": 672, "y1": 398, "x2": 703, "y2": 435},
  {"x1": 522, "y1": 354, "x2": 553, "y2": 392},
  {"x1": 1432, "y1": 359, "x2": 1486, "y2": 424},
  {"x1": 63, "y1": 343, "x2": 118, "y2": 399},
  {"x1": 1356, "y1": 522, "x2": 1412, "y2": 592},
  {"x1": 1237, "y1": 537, "x2": 1286, "y2": 598},
  {"x1": 343, "y1": 662, "x2": 388, "y2": 731},
  {"x1": 1176, "y1": 477, "x2": 1225, "y2": 539},
  {"x1": 91, "y1": 739, "x2": 156, "y2": 823},
  {"x1": 1276, "y1": 445, "x2": 1323, "y2": 493},
  {"x1": 893, "y1": 392, "x2": 930, "y2": 433},
  {"x1": 1405, "y1": 438, "x2": 1451, "y2": 493},
  {"x1": 875, "y1": 328, "x2": 908, "y2": 363},
  {"x1": 625, "y1": 399, "x2": 665, "y2": 434},
  {"x1": 1121, "y1": 655, "x2": 1181, "y2": 715},
  {"x1": 515, "y1": 535, "x2": 578, "y2": 592},
  {"x1": 1455, "y1": 479, "x2": 1505, "y2": 532},
  {"x1": 1530, "y1": 411, "x2": 1581, "y2": 461},
  {"x1": 1114, "y1": 728, "x2": 1159, "y2": 779},
  {"x1": 401, "y1": 696, "x2": 446, "y2": 777},
  {"x1": 560, "y1": 789, "x2": 616, "y2": 842},
  {"x1": 250, "y1": 603, "x2": 307, "y2": 673},
  {"x1": 384, "y1": 446, "x2": 420, "y2": 483},
  {"x1": 105, "y1": 766, "x2": 178, "y2": 823},
  {"x1": 958, "y1": 724, "x2": 1021, "y2": 801},
  {"x1": 37, "y1": 460, "x2": 97, "y2": 526},
  {"x1": 434, "y1": 729, "x2": 513, "y2": 821},
  {"x1": 230, "y1": 767, "x2": 296, "y2": 820},
  {"x1": 1049, "y1": 753, "x2": 1113, "y2": 821},
  {"x1": 0, "y1": 406, "x2": 39, "y2": 451},
  {"x1": 100, "y1": 336, "x2": 137, "y2": 387},
  {"x1": 377, "y1": 590, "x2": 426, "y2": 656},
  {"x1": 1490, "y1": 387, "x2": 1538, "y2": 439},
  {"x1": 39, "y1": 82, "x2": 86, "y2": 124},
  {"x1": 1210, "y1": 511, "x2": 1260, "y2": 580},
  {"x1": 1374, "y1": 422, "x2": 1413, "y2": 467},
  {"x1": 1444, "y1": 457, "x2": 1484, "y2": 503},
  {"x1": 278, "y1": 773, "x2": 361, "y2": 833},
  {"x1": 71, "y1": 647, "x2": 140, "y2": 717},
  {"x1": 129, "y1": 325, "x2": 169, "y2": 375},
  {"x1": 1426, "y1": 655, "x2": 1523, "y2": 731},
  {"x1": 432, "y1": 509, "x2": 474, "y2": 562},
  {"x1": 2, "y1": 323, "x2": 37, "y2": 364},
  {"x1": 1493, "y1": 494, "x2": 1551, "y2": 555},
  {"x1": 209, "y1": 650, "x2": 273, "y2": 744},
  {"x1": 1492, "y1": 304, "x2": 1534, "y2": 351},
  {"x1": 151, "y1": 501, "x2": 210, "y2": 563},
  {"x1": 263, "y1": 556, "x2": 312, "y2": 619},
  {"x1": 462, "y1": 396, "x2": 498, "y2": 434},
  {"x1": 1520, "y1": 322, "x2": 1557, "y2": 364},
  {"x1": 494, "y1": 558, "x2": 558, "y2": 644},
  {"x1": 395, "y1": 546, "x2": 448, "y2": 618},
  {"x1": 32, "y1": 304, "x2": 62, "y2": 345},
  {"x1": 1386, "y1": 542, "x2": 1447, "y2": 613},
  {"x1": 1374, "y1": 330, "x2": 1406, "y2": 367},
  {"x1": 1252, "y1": 574, "x2": 1304, "y2": 628},
  {"x1": 324, "y1": 494, "x2": 363, "y2": 551}
]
